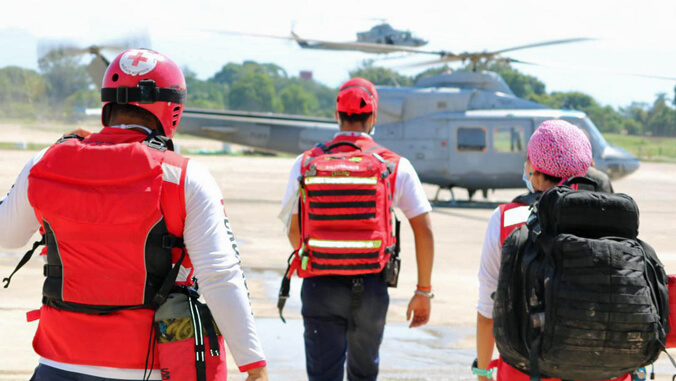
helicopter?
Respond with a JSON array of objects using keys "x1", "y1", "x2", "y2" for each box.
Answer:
[
  {"x1": 205, "y1": 23, "x2": 433, "y2": 54},
  {"x1": 58, "y1": 37, "x2": 661, "y2": 201},
  {"x1": 177, "y1": 69, "x2": 639, "y2": 201},
  {"x1": 356, "y1": 21, "x2": 427, "y2": 47},
  {"x1": 175, "y1": 36, "x2": 660, "y2": 200}
]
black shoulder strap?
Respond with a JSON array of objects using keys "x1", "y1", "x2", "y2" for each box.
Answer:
[
  {"x1": 562, "y1": 176, "x2": 598, "y2": 191},
  {"x1": 513, "y1": 191, "x2": 541, "y2": 206},
  {"x1": 3, "y1": 235, "x2": 45, "y2": 288},
  {"x1": 143, "y1": 132, "x2": 174, "y2": 152},
  {"x1": 277, "y1": 252, "x2": 295, "y2": 324},
  {"x1": 56, "y1": 134, "x2": 85, "y2": 144},
  {"x1": 394, "y1": 216, "x2": 401, "y2": 258},
  {"x1": 151, "y1": 238, "x2": 185, "y2": 307},
  {"x1": 323, "y1": 141, "x2": 362, "y2": 153}
]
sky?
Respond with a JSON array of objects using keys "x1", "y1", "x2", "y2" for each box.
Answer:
[{"x1": 1, "y1": 0, "x2": 675, "y2": 108}]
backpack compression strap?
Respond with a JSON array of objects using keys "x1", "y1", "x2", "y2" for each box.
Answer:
[
  {"x1": 277, "y1": 252, "x2": 298, "y2": 323},
  {"x1": 2, "y1": 134, "x2": 85, "y2": 288},
  {"x1": 2, "y1": 235, "x2": 45, "y2": 288}
]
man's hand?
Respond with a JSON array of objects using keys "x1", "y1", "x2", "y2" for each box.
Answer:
[
  {"x1": 406, "y1": 292, "x2": 431, "y2": 328},
  {"x1": 246, "y1": 366, "x2": 268, "y2": 381},
  {"x1": 65, "y1": 128, "x2": 92, "y2": 139}
]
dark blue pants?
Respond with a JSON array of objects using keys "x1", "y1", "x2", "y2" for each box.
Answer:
[
  {"x1": 30, "y1": 364, "x2": 145, "y2": 381},
  {"x1": 301, "y1": 273, "x2": 389, "y2": 381}
]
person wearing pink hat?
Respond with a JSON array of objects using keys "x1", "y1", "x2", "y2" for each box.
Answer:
[{"x1": 473, "y1": 120, "x2": 630, "y2": 381}]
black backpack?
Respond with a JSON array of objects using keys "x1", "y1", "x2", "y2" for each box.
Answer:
[{"x1": 493, "y1": 178, "x2": 669, "y2": 381}]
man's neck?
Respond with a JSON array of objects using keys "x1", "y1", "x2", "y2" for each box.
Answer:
[{"x1": 339, "y1": 127, "x2": 368, "y2": 133}]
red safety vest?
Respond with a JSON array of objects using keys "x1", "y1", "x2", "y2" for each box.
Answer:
[
  {"x1": 290, "y1": 134, "x2": 400, "y2": 278},
  {"x1": 498, "y1": 201, "x2": 531, "y2": 247},
  {"x1": 26, "y1": 127, "x2": 193, "y2": 369},
  {"x1": 495, "y1": 201, "x2": 629, "y2": 381}
]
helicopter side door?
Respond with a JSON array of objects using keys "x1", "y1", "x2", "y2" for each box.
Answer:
[
  {"x1": 448, "y1": 119, "x2": 533, "y2": 190},
  {"x1": 376, "y1": 117, "x2": 452, "y2": 186}
]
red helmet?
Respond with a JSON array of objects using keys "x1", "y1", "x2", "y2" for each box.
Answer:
[
  {"x1": 336, "y1": 77, "x2": 378, "y2": 117},
  {"x1": 101, "y1": 49, "x2": 187, "y2": 138}
]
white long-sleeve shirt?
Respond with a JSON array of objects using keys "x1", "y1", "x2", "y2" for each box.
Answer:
[
  {"x1": 476, "y1": 207, "x2": 502, "y2": 319},
  {"x1": 0, "y1": 142, "x2": 266, "y2": 379}
]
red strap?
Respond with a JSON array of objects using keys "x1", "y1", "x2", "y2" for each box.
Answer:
[
  {"x1": 487, "y1": 359, "x2": 499, "y2": 369},
  {"x1": 26, "y1": 309, "x2": 41, "y2": 322}
]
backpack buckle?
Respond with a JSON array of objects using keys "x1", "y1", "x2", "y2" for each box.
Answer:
[
  {"x1": 116, "y1": 87, "x2": 129, "y2": 104},
  {"x1": 305, "y1": 165, "x2": 317, "y2": 177}
]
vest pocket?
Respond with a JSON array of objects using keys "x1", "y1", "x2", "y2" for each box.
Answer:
[{"x1": 305, "y1": 230, "x2": 388, "y2": 275}]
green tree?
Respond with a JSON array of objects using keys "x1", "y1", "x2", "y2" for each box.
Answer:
[
  {"x1": 38, "y1": 51, "x2": 92, "y2": 106},
  {"x1": 229, "y1": 70, "x2": 282, "y2": 112},
  {"x1": 184, "y1": 68, "x2": 228, "y2": 109},
  {"x1": 212, "y1": 61, "x2": 287, "y2": 86},
  {"x1": 645, "y1": 94, "x2": 675, "y2": 137},
  {"x1": 0, "y1": 66, "x2": 47, "y2": 104},
  {"x1": 63, "y1": 88, "x2": 99, "y2": 120},
  {"x1": 278, "y1": 83, "x2": 319, "y2": 115},
  {"x1": 0, "y1": 66, "x2": 49, "y2": 118},
  {"x1": 349, "y1": 60, "x2": 413, "y2": 87}
]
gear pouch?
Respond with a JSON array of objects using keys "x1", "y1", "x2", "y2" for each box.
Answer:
[{"x1": 154, "y1": 291, "x2": 227, "y2": 380}]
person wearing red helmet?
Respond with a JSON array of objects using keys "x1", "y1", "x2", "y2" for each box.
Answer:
[
  {"x1": 0, "y1": 49, "x2": 267, "y2": 381},
  {"x1": 279, "y1": 77, "x2": 435, "y2": 381}
]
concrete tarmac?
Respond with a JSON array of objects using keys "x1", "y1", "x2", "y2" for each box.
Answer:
[{"x1": 1, "y1": 125, "x2": 676, "y2": 380}]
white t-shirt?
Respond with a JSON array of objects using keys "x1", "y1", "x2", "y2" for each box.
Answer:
[
  {"x1": 0, "y1": 129, "x2": 266, "y2": 379},
  {"x1": 476, "y1": 204, "x2": 531, "y2": 318},
  {"x1": 278, "y1": 132, "x2": 432, "y2": 228}
]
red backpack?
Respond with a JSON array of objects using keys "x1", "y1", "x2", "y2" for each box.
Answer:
[{"x1": 278, "y1": 137, "x2": 401, "y2": 321}]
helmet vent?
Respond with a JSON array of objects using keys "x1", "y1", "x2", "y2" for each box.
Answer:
[
  {"x1": 173, "y1": 106, "x2": 181, "y2": 111},
  {"x1": 112, "y1": 73, "x2": 119, "y2": 82}
]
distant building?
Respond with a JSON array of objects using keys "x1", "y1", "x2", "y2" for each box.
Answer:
[{"x1": 300, "y1": 70, "x2": 313, "y2": 80}]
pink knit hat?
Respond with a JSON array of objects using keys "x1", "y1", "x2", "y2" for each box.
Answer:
[{"x1": 527, "y1": 119, "x2": 592, "y2": 179}]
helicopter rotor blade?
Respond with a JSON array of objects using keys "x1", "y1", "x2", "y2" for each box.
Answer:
[
  {"x1": 490, "y1": 37, "x2": 596, "y2": 55},
  {"x1": 202, "y1": 28, "x2": 447, "y2": 55},
  {"x1": 202, "y1": 28, "x2": 295, "y2": 41},
  {"x1": 372, "y1": 53, "x2": 417, "y2": 62},
  {"x1": 506, "y1": 57, "x2": 676, "y2": 81},
  {"x1": 402, "y1": 39, "x2": 595, "y2": 68},
  {"x1": 402, "y1": 56, "x2": 465, "y2": 68}
]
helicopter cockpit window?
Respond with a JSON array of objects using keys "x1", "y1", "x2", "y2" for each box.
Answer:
[
  {"x1": 493, "y1": 126, "x2": 525, "y2": 153},
  {"x1": 562, "y1": 117, "x2": 609, "y2": 154},
  {"x1": 457, "y1": 127, "x2": 487, "y2": 152}
]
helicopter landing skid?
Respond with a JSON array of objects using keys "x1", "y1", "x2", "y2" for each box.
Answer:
[
  {"x1": 431, "y1": 187, "x2": 502, "y2": 209},
  {"x1": 431, "y1": 199, "x2": 502, "y2": 209}
]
